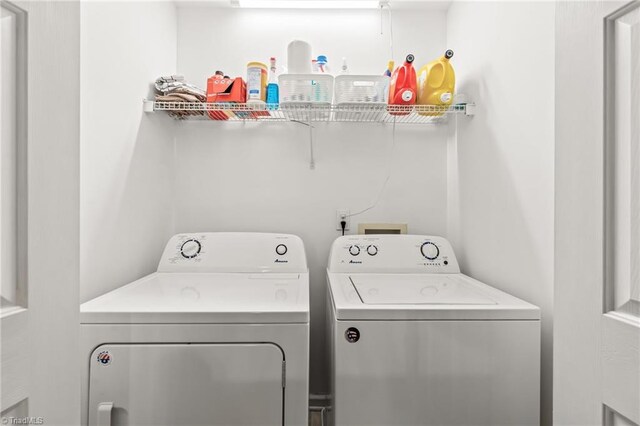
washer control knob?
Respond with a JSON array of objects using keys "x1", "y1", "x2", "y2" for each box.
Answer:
[
  {"x1": 349, "y1": 245, "x2": 360, "y2": 256},
  {"x1": 367, "y1": 245, "x2": 378, "y2": 256},
  {"x1": 275, "y1": 244, "x2": 288, "y2": 256},
  {"x1": 420, "y1": 242, "x2": 439, "y2": 260},
  {"x1": 180, "y1": 239, "x2": 201, "y2": 259}
]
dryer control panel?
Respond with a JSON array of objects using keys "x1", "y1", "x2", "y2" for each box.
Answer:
[
  {"x1": 157, "y1": 232, "x2": 308, "y2": 273},
  {"x1": 327, "y1": 235, "x2": 460, "y2": 273}
]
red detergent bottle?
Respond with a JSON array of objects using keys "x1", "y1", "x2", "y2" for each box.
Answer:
[{"x1": 388, "y1": 54, "x2": 417, "y2": 116}]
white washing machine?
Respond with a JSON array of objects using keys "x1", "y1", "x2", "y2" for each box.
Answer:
[
  {"x1": 81, "y1": 232, "x2": 309, "y2": 426},
  {"x1": 326, "y1": 235, "x2": 540, "y2": 426}
]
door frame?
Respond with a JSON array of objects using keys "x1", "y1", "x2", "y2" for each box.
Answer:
[
  {"x1": 604, "y1": 0, "x2": 640, "y2": 316},
  {"x1": 603, "y1": 2, "x2": 640, "y2": 423},
  {"x1": 0, "y1": 0, "x2": 29, "y2": 414}
]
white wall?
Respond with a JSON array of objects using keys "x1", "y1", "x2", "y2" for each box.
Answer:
[
  {"x1": 446, "y1": 2, "x2": 555, "y2": 425},
  {"x1": 79, "y1": 4, "x2": 558, "y2": 411},
  {"x1": 175, "y1": 6, "x2": 449, "y2": 393},
  {"x1": 80, "y1": 1, "x2": 177, "y2": 302}
]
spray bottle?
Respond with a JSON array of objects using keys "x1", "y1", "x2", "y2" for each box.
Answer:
[
  {"x1": 340, "y1": 57, "x2": 349, "y2": 75},
  {"x1": 266, "y1": 57, "x2": 279, "y2": 108}
]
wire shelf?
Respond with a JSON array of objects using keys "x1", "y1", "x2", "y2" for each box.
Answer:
[{"x1": 145, "y1": 101, "x2": 475, "y2": 124}]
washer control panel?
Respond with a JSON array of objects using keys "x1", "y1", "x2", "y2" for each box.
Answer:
[
  {"x1": 158, "y1": 232, "x2": 308, "y2": 273},
  {"x1": 327, "y1": 235, "x2": 460, "y2": 273}
]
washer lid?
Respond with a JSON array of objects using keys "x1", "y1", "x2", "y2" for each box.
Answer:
[
  {"x1": 327, "y1": 272, "x2": 540, "y2": 320},
  {"x1": 81, "y1": 272, "x2": 309, "y2": 324},
  {"x1": 350, "y1": 275, "x2": 497, "y2": 305}
]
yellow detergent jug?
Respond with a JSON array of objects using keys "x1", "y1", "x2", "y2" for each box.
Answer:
[{"x1": 417, "y1": 49, "x2": 455, "y2": 116}]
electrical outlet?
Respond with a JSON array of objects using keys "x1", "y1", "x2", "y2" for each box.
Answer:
[{"x1": 336, "y1": 210, "x2": 350, "y2": 232}]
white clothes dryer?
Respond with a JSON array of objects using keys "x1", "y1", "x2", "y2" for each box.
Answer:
[
  {"x1": 326, "y1": 234, "x2": 540, "y2": 426},
  {"x1": 81, "y1": 232, "x2": 309, "y2": 426}
]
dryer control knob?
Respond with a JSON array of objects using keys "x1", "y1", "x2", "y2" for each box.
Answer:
[
  {"x1": 349, "y1": 245, "x2": 360, "y2": 256},
  {"x1": 180, "y1": 239, "x2": 201, "y2": 259},
  {"x1": 420, "y1": 242, "x2": 439, "y2": 260},
  {"x1": 275, "y1": 244, "x2": 288, "y2": 256},
  {"x1": 367, "y1": 245, "x2": 378, "y2": 256}
]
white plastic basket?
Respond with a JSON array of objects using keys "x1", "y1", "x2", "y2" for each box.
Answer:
[
  {"x1": 279, "y1": 74, "x2": 334, "y2": 105},
  {"x1": 334, "y1": 75, "x2": 389, "y2": 105},
  {"x1": 333, "y1": 75, "x2": 389, "y2": 121}
]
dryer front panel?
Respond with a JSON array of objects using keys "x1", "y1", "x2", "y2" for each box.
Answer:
[{"x1": 88, "y1": 343, "x2": 283, "y2": 426}]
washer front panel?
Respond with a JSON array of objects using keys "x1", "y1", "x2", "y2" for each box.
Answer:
[{"x1": 331, "y1": 319, "x2": 540, "y2": 426}]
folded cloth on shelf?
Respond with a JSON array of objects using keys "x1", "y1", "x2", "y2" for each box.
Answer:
[
  {"x1": 155, "y1": 74, "x2": 184, "y2": 86},
  {"x1": 155, "y1": 75, "x2": 206, "y2": 101},
  {"x1": 155, "y1": 93, "x2": 201, "y2": 103},
  {"x1": 155, "y1": 93, "x2": 204, "y2": 118},
  {"x1": 154, "y1": 75, "x2": 206, "y2": 119}
]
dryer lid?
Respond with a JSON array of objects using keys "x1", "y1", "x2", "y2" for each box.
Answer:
[
  {"x1": 350, "y1": 274, "x2": 497, "y2": 305},
  {"x1": 80, "y1": 272, "x2": 309, "y2": 324}
]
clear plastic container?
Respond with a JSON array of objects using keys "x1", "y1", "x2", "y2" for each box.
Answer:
[
  {"x1": 334, "y1": 75, "x2": 389, "y2": 121},
  {"x1": 278, "y1": 73, "x2": 334, "y2": 120},
  {"x1": 334, "y1": 75, "x2": 389, "y2": 105},
  {"x1": 279, "y1": 74, "x2": 334, "y2": 104}
]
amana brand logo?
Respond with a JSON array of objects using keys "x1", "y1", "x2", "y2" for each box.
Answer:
[
  {"x1": 274, "y1": 259, "x2": 289, "y2": 263},
  {"x1": 349, "y1": 260, "x2": 362, "y2": 264},
  {"x1": 345, "y1": 327, "x2": 360, "y2": 343},
  {"x1": 96, "y1": 351, "x2": 112, "y2": 366}
]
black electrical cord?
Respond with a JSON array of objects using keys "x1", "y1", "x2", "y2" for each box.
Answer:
[{"x1": 340, "y1": 220, "x2": 347, "y2": 236}]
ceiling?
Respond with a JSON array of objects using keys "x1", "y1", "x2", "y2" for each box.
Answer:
[{"x1": 172, "y1": 0, "x2": 453, "y2": 11}]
